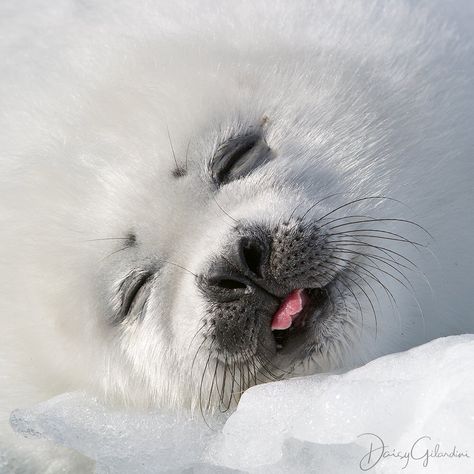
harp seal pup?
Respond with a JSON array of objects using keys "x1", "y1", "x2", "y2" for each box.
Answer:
[{"x1": 0, "y1": 0, "x2": 473, "y2": 470}]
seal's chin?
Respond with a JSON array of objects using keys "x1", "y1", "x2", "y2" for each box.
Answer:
[{"x1": 271, "y1": 287, "x2": 330, "y2": 355}]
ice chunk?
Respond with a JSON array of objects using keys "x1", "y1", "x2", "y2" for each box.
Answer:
[
  {"x1": 212, "y1": 334, "x2": 474, "y2": 473},
  {"x1": 10, "y1": 394, "x2": 221, "y2": 473},
  {"x1": 10, "y1": 335, "x2": 474, "y2": 473}
]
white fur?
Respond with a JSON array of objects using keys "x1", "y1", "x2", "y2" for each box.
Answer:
[{"x1": 1, "y1": 0, "x2": 473, "y2": 470}]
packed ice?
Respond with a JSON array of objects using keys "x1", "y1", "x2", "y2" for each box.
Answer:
[{"x1": 10, "y1": 335, "x2": 474, "y2": 473}]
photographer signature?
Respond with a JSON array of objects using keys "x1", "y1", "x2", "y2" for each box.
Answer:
[{"x1": 357, "y1": 433, "x2": 470, "y2": 470}]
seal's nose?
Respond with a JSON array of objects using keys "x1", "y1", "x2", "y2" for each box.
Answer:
[{"x1": 203, "y1": 229, "x2": 270, "y2": 302}]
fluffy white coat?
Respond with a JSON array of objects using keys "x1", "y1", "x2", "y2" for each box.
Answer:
[{"x1": 0, "y1": 0, "x2": 473, "y2": 471}]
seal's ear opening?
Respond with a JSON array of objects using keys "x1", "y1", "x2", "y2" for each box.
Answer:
[{"x1": 211, "y1": 133, "x2": 273, "y2": 186}]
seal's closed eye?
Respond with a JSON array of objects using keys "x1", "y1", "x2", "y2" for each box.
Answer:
[
  {"x1": 114, "y1": 269, "x2": 153, "y2": 324},
  {"x1": 211, "y1": 133, "x2": 273, "y2": 186}
]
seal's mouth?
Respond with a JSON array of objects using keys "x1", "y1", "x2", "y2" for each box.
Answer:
[{"x1": 271, "y1": 287, "x2": 329, "y2": 352}]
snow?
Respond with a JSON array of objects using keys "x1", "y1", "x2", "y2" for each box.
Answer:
[{"x1": 10, "y1": 335, "x2": 474, "y2": 473}]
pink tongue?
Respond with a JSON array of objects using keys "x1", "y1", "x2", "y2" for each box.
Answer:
[{"x1": 271, "y1": 289, "x2": 306, "y2": 331}]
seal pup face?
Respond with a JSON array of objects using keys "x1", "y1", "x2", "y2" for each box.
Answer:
[
  {"x1": 99, "y1": 101, "x2": 427, "y2": 412},
  {"x1": 82, "y1": 13, "x2": 441, "y2": 410}
]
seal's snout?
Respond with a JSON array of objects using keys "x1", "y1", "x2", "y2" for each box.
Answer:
[{"x1": 199, "y1": 221, "x2": 333, "y2": 356}]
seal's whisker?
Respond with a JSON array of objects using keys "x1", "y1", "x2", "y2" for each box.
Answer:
[
  {"x1": 330, "y1": 283, "x2": 360, "y2": 338},
  {"x1": 210, "y1": 192, "x2": 238, "y2": 223},
  {"x1": 166, "y1": 125, "x2": 180, "y2": 171},
  {"x1": 185, "y1": 139, "x2": 191, "y2": 172},
  {"x1": 328, "y1": 253, "x2": 408, "y2": 332},
  {"x1": 331, "y1": 246, "x2": 427, "y2": 337},
  {"x1": 253, "y1": 358, "x2": 280, "y2": 383},
  {"x1": 299, "y1": 192, "x2": 353, "y2": 221},
  {"x1": 337, "y1": 271, "x2": 378, "y2": 338},
  {"x1": 216, "y1": 355, "x2": 228, "y2": 412},
  {"x1": 218, "y1": 357, "x2": 233, "y2": 412},
  {"x1": 241, "y1": 363, "x2": 250, "y2": 392},
  {"x1": 322, "y1": 216, "x2": 433, "y2": 239},
  {"x1": 222, "y1": 355, "x2": 241, "y2": 405},
  {"x1": 243, "y1": 348, "x2": 261, "y2": 388},
  {"x1": 312, "y1": 195, "x2": 405, "y2": 223},
  {"x1": 238, "y1": 352, "x2": 250, "y2": 392},
  {"x1": 188, "y1": 321, "x2": 208, "y2": 350},
  {"x1": 101, "y1": 246, "x2": 130, "y2": 261},
  {"x1": 319, "y1": 214, "x2": 375, "y2": 228},
  {"x1": 230, "y1": 356, "x2": 241, "y2": 405},
  {"x1": 84, "y1": 237, "x2": 132, "y2": 242},
  {"x1": 154, "y1": 259, "x2": 198, "y2": 278},
  {"x1": 256, "y1": 340, "x2": 289, "y2": 375},
  {"x1": 198, "y1": 341, "x2": 215, "y2": 427},
  {"x1": 330, "y1": 237, "x2": 431, "y2": 322},
  {"x1": 254, "y1": 350, "x2": 286, "y2": 380},
  {"x1": 325, "y1": 238, "x2": 420, "y2": 268},
  {"x1": 207, "y1": 357, "x2": 220, "y2": 411},
  {"x1": 320, "y1": 263, "x2": 372, "y2": 326},
  {"x1": 197, "y1": 169, "x2": 238, "y2": 223},
  {"x1": 326, "y1": 257, "x2": 399, "y2": 323},
  {"x1": 190, "y1": 335, "x2": 209, "y2": 377},
  {"x1": 323, "y1": 247, "x2": 413, "y2": 274},
  {"x1": 329, "y1": 232, "x2": 425, "y2": 249},
  {"x1": 248, "y1": 349, "x2": 259, "y2": 387},
  {"x1": 335, "y1": 236, "x2": 434, "y2": 294},
  {"x1": 321, "y1": 235, "x2": 424, "y2": 338},
  {"x1": 288, "y1": 201, "x2": 304, "y2": 221},
  {"x1": 327, "y1": 252, "x2": 414, "y2": 295},
  {"x1": 327, "y1": 269, "x2": 365, "y2": 333},
  {"x1": 239, "y1": 349, "x2": 273, "y2": 386},
  {"x1": 326, "y1": 224, "x2": 418, "y2": 245},
  {"x1": 250, "y1": 352, "x2": 277, "y2": 382}
]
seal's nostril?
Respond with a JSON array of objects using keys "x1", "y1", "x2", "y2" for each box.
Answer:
[
  {"x1": 240, "y1": 238, "x2": 265, "y2": 278},
  {"x1": 205, "y1": 272, "x2": 250, "y2": 302}
]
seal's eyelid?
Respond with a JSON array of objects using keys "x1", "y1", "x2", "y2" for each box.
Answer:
[
  {"x1": 114, "y1": 269, "x2": 153, "y2": 324},
  {"x1": 211, "y1": 133, "x2": 273, "y2": 186}
]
